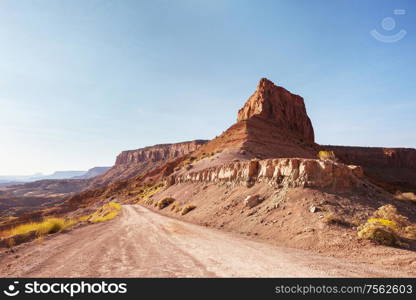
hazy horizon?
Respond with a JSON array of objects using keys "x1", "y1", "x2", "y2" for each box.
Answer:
[
  {"x1": 0, "y1": 168, "x2": 109, "y2": 177},
  {"x1": 1, "y1": 0, "x2": 415, "y2": 175}
]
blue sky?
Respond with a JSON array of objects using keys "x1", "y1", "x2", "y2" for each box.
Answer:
[{"x1": 0, "y1": 0, "x2": 415, "y2": 175}]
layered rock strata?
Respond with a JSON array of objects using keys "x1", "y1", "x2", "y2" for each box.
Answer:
[{"x1": 166, "y1": 158, "x2": 364, "y2": 192}]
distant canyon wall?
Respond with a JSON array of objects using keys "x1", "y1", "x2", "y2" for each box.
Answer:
[
  {"x1": 321, "y1": 145, "x2": 416, "y2": 192},
  {"x1": 115, "y1": 140, "x2": 207, "y2": 165},
  {"x1": 90, "y1": 140, "x2": 208, "y2": 187}
]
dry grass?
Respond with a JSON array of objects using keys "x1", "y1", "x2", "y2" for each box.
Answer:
[
  {"x1": 367, "y1": 218, "x2": 396, "y2": 228},
  {"x1": 135, "y1": 184, "x2": 164, "y2": 204},
  {"x1": 0, "y1": 202, "x2": 122, "y2": 247},
  {"x1": 0, "y1": 217, "x2": 77, "y2": 239},
  {"x1": 89, "y1": 202, "x2": 122, "y2": 223},
  {"x1": 318, "y1": 150, "x2": 336, "y2": 161},
  {"x1": 357, "y1": 222, "x2": 401, "y2": 246},
  {"x1": 181, "y1": 205, "x2": 196, "y2": 215},
  {"x1": 373, "y1": 204, "x2": 409, "y2": 227},
  {"x1": 157, "y1": 197, "x2": 175, "y2": 210},
  {"x1": 78, "y1": 215, "x2": 90, "y2": 222}
]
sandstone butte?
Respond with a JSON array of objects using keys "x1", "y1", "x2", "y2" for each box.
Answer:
[
  {"x1": 238, "y1": 78, "x2": 315, "y2": 144},
  {"x1": 186, "y1": 78, "x2": 416, "y2": 193}
]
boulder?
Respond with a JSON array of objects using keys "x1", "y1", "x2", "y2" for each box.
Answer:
[{"x1": 244, "y1": 195, "x2": 262, "y2": 208}]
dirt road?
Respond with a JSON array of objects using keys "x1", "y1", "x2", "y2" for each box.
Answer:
[{"x1": 0, "y1": 205, "x2": 398, "y2": 277}]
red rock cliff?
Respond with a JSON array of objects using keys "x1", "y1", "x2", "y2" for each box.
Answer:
[
  {"x1": 90, "y1": 140, "x2": 207, "y2": 187},
  {"x1": 168, "y1": 158, "x2": 364, "y2": 192},
  {"x1": 192, "y1": 78, "x2": 317, "y2": 160},
  {"x1": 321, "y1": 145, "x2": 416, "y2": 192},
  {"x1": 238, "y1": 78, "x2": 315, "y2": 143},
  {"x1": 115, "y1": 140, "x2": 207, "y2": 165}
]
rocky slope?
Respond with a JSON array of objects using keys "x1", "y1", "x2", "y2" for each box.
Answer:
[
  {"x1": 0, "y1": 179, "x2": 87, "y2": 217},
  {"x1": 88, "y1": 140, "x2": 207, "y2": 187},
  {"x1": 0, "y1": 179, "x2": 87, "y2": 197}
]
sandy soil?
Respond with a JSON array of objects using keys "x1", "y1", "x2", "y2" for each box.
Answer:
[{"x1": 0, "y1": 205, "x2": 409, "y2": 278}]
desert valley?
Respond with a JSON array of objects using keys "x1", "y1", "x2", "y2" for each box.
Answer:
[{"x1": 1, "y1": 78, "x2": 416, "y2": 277}]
